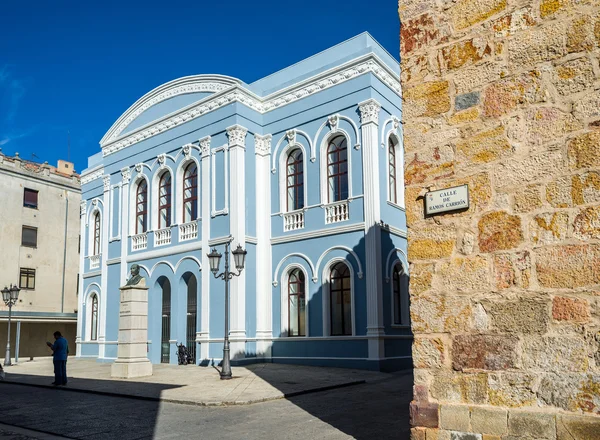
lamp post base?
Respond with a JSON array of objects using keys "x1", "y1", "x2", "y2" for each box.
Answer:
[{"x1": 220, "y1": 346, "x2": 232, "y2": 380}]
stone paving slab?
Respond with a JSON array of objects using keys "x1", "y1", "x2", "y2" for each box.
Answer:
[{"x1": 1, "y1": 357, "x2": 391, "y2": 406}]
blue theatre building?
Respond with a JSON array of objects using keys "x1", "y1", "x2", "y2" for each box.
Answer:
[{"x1": 77, "y1": 33, "x2": 410, "y2": 371}]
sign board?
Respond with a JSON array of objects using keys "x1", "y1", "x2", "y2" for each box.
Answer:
[{"x1": 425, "y1": 184, "x2": 469, "y2": 215}]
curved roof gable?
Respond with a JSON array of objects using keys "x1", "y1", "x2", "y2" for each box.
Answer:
[{"x1": 100, "y1": 74, "x2": 242, "y2": 146}]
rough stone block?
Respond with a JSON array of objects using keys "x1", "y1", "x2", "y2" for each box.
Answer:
[
  {"x1": 411, "y1": 292, "x2": 472, "y2": 333},
  {"x1": 404, "y1": 81, "x2": 451, "y2": 118},
  {"x1": 478, "y1": 211, "x2": 523, "y2": 253},
  {"x1": 569, "y1": 131, "x2": 600, "y2": 170},
  {"x1": 450, "y1": 432, "x2": 482, "y2": 440},
  {"x1": 525, "y1": 107, "x2": 583, "y2": 147},
  {"x1": 427, "y1": 428, "x2": 452, "y2": 440},
  {"x1": 508, "y1": 23, "x2": 566, "y2": 68},
  {"x1": 449, "y1": 0, "x2": 507, "y2": 31},
  {"x1": 401, "y1": 13, "x2": 443, "y2": 56},
  {"x1": 410, "y1": 263, "x2": 435, "y2": 295},
  {"x1": 536, "y1": 245, "x2": 600, "y2": 289},
  {"x1": 406, "y1": 186, "x2": 425, "y2": 225},
  {"x1": 412, "y1": 427, "x2": 427, "y2": 440},
  {"x1": 411, "y1": 400, "x2": 440, "y2": 428},
  {"x1": 557, "y1": 414, "x2": 600, "y2": 440},
  {"x1": 552, "y1": 57, "x2": 595, "y2": 96},
  {"x1": 414, "y1": 336, "x2": 447, "y2": 369},
  {"x1": 573, "y1": 207, "x2": 600, "y2": 240},
  {"x1": 470, "y1": 406, "x2": 507, "y2": 435},
  {"x1": 494, "y1": 150, "x2": 563, "y2": 189},
  {"x1": 455, "y1": 92, "x2": 480, "y2": 111},
  {"x1": 405, "y1": 144, "x2": 455, "y2": 184},
  {"x1": 483, "y1": 71, "x2": 545, "y2": 118},
  {"x1": 431, "y1": 372, "x2": 488, "y2": 405},
  {"x1": 567, "y1": 15, "x2": 598, "y2": 53},
  {"x1": 456, "y1": 126, "x2": 511, "y2": 164},
  {"x1": 572, "y1": 172, "x2": 600, "y2": 206},
  {"x1": 408, "y1": 226, "x2": 456, "y2": 260},
  {"x1": 445, "y1": 173, "x2": 492, "y2": 212},
  {"x1": 540, "y1": 0, "x2": 570, "y2": 18},
  {"x1": 487, "y1": 372, "x2": 537, "y2": 407},
  {"x1": 441, "y1": 39, "x2": 492, "y2": 71},
  {"x1": 530, "y1": 212, "x2": 569, "y2": 245},
  {"x1": 574, "y1": 89, "x2": 600, "y2": 120},
  {"x1": 449, "y1": 108, "x2": 480, "y2": 125},
  {"x1": 489, "y1": 7, "x2": 536, "y2": 38},
  {"x1": 508, "y1": 410, "x2": 556, "y2": 439},
  {"x1": 522, "y1": 336, "x2": 589, "y2": 373},
  {"x1": 481, "y1": 436, "x2": 501, "y2": 440},
  {"x1": 454, "y1": 62, "x2": 506, "y2": 94},
  {"x1": 552, "y1": 297, "x2": 590, "y2": 322},
  {"x1": 537, "y1": 373, "x2": 600, "y2": 413},
  {"x1": 514, "y1": 184, "x2": 543, "y2": 213},
  {"x1": 493, "y1": 254, "x2": 515, "y2": 289},
  {"x1": 452, "y1": 335, "x2": 518, "y2": 371},
  {"x1": 440, "y1": 404, "x2": 470, "y2": 431},
  {"x1": 487, "y1": 299, "x2": 548, "y2": 334},
  {"x1": 436, "y1": 256, "x2": 489, "y2": 292}
]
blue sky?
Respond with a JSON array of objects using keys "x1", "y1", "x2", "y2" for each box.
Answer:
[{"x1": 0, "y1": 1, "x2": 399, "y2": 172}]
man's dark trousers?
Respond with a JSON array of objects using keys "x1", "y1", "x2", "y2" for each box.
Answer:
[{"x1": 53, "y1": 360, "x2": 67, "y2": 385}]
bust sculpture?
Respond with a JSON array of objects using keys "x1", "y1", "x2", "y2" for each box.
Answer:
[{"x1": 124, "y1": 264, "x2": 145, "y2": 287}]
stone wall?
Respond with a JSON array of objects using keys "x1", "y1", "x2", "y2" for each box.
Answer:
[{"x1": 399, "y1": 0, "x2": 600, "y2": 438}]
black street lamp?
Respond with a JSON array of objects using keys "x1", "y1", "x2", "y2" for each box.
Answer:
[
  {"x1": 207, "y1": 239, "x2": 247, "y2": 380},
  {"x1": 2, "y1": 284, "x2": 20, "y2": 366}
]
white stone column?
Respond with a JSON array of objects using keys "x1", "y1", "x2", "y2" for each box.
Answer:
[
  {"x1": 120, "y1": 168, "x2": 131, "y2": 286},
  {"x1": 76, "y1": 200, "x2": 87, "y2": 356},
  {"x1": 199, "y1": 136, "x2": 211, "y2": 361},
  {"x1": 254, "y1": 134, "x2": 273, "y2": 358},
  {"x1": 227, "y1": 125, "x2": 247, "y2": 359},
  {"x1": 98, "y1": 175, "x2": 111, "y2": 359},
  {"x1": 359, "y1": 98, "x2": 385, "y2": 360}
]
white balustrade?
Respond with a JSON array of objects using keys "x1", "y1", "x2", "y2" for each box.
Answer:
[
  {"x1": 325, "y1": 200, "x2": 349, "y2": 224},
  {"x1": 89, "y1": 254, "x2": 100, "y2": 270},
  {"x1": 283, "y1": 210, "x2": 305, "y2": 232},
  {"x1": 179, "y1": 221, "x2": 198, "y2": 241},
  {"x1": 154, "y1": 228, "x2": 172, "y2": 247},
  {"x1": 132, "y1": 233, "x2": 148, "y2": 251}
]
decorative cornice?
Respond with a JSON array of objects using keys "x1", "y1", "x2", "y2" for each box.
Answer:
[
  {"x1": 121, "y1": 167, "x2": 131, "y2": 184},
  {"x1": 358, "y1": 98, "x2": 381, "y2": 125},
  {"x1": 80, "y1": 200, "x2": 87, "y2": 217},
  {"x1": 254, "y1": 134, "x2": 272, "y2": 156},
  {"x1": 200, "y1": 136, "x2": 211, "y2": 158},
  {"x1": 227, "y1": 125, "x2": 248, "y2": 148},
  {"x1": 100, "y1": 55, "x2": 400, "y2": 157},
  {"x1": 103, "y1": 175, "x2": 111, "y2": 192},
  {"x1": 81, "y1": 167, "x2": 104, "y2": 185}
]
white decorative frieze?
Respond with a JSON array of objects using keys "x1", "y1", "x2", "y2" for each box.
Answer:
[
  {"x1": 121, "y1": 167, "x2": 131, "y2": 184},
  {"x1": 358, "y1": 99, "x2": 381, "y2": 125},
  {"x1": 81, "y1": 167, "x2": 104, "y2": 185},
  {"x1": 101, "y1": 55, "x2": 400, "y2": 157},
  {"x1": 254, "y1": 134, "x2": 272, "y2": 156},
  {"x1": 80, "y1": 200, "x2": 87, "y2": 217},
  {"x1": 103, "y1": 175, "x2": 111, "y2": 192},
  {"x1": 227, "y1": 125, "x2": 247, "y2": 148},
  {"x1": 200, "y1": 136, "x2": 211, "y2": 157}
]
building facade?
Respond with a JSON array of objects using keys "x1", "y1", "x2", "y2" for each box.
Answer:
[
  {"x1": 0, "y1": 153, "x2": 80, "y2": 359},
  {"x1": 78, "y1": 33, "x2": 410, "y2": 371}
]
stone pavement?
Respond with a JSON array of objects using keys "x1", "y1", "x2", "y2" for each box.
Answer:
[{"x1": 1, "y1": 357, "x2": 392, "y2": 406}]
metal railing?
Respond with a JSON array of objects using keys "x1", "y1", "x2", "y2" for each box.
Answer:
[
  {"x1": 179, "y1": 221, "x2": 198, "y2": 241},
  {"x1": 283, "y1": 210, "x2": 305, "y2": 232},
  {"x1": 154, "y1": 228, "x2": 172, "y2": 247},
  {"x1": 132, "y1": 233, "x2": 148, "y2": 251},
  {"x1": 325, "y1": 200, "x2": 349, "y2": 224}
]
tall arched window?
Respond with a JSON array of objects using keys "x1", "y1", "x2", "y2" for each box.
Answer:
[
  {"x1": 327, "y1": 135, "x2": 349, "y2": 203},
  {"x1": 136, "y1": 180, "x2": 148, "y2": 234},
  {"x1": 93, "y1": 212, "x2": 101, "y2": 255},
  {"x1": 90, "y1": 294, "x2": 98, "y2": 341},
  {"x1": 330, "y1": 262, "x2": 352, "y2": 336},
  {"x1": 287, "y1": 269, "x2": 306, "y2": 336},
  {"x1": 183, "y1": 163, "x2": 198, "y2": 223},
  {"x1": 286, "y1": 149, "x2": 304, "y2": 211},
  {"x1": 389, "y1": 137, "x2": 398, "y2": 204},
  {"x1": 392, "y1": 263, "x2": 403, "y2": 325},
  {"x1": 158, "y1": 173, "x2": 172, "y2": 229}
]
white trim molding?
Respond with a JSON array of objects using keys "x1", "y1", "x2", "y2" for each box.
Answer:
[
  {"x1": 81, "y1": 166, "x2": 104, "y2": 185},
  {"x1": 211, "y1": 144, "x2": 229, "y2": 217}
]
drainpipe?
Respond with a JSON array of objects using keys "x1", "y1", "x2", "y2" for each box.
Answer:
[{"x1": 61, "y1": 190, "x2": 69, "y2": 313}]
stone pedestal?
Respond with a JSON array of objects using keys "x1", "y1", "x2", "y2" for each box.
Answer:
[{"x1": 111, "y1": 283, "x2": 153, "y2": 378}]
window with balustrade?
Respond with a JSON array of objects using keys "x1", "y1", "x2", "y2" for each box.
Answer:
[
  {"x1": 158, "y1": 172, "x2": 172, "y2": 229},
  {"x1": 329, "y1": 261, "x2": 352, "y2": 336},
  {"x1": 286, "y1": 149, "x2": 304, "y2": 211},
  {"x1": 287, "y1": 268, "x2": 306, "y2": 336},
  {"x1": 135, "y1": 180, "x2": 148, "y2": 234},
  {"x1": 93, "y1": 212, "x2": 101, "y2": 255},
  {"x1": 183, "y1": 162, "x2": 198, "y2": 223},
  {"x1": 327, "y1": 135, "x2": 349, "y2": 203}
]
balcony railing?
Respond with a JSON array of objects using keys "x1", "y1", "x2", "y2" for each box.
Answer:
[
  {"x1": 283, "y1": 210, "x2": 305, "y2": 232},
  {"x1": 132, "y1": 233, "x2": 148, "y2": 251},
  {"x1": 325, "y1": 200, "x2": 349, "y2": 224},
  {"x1": 155, "y1": 228, "x2": 172, "y2": 247},
  {"x1": 179, "y1": 221, "x2": 198, "y2": 241},
  {"x1": 89, "y1": 254, "x2": 100, "y2": 270}
]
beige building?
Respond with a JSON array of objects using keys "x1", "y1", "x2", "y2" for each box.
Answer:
[{"x1": 0, "y1": 152, "x2": 81, "y2": 360}]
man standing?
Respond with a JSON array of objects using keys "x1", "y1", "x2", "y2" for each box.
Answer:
[{"x1": 47, "y1": 331, "x2": 68, "y2": 386}]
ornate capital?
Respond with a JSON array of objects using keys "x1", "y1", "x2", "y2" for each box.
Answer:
[
  {"x1": 358, "y1": 99, "x2": 381, "y2": 125},
  {"x1": 80, "y1": 200, "x2": 87, "y2": 217},
  {"x1": 121, "y1": 167, "x2": 131, "y2": 184},
  {"x1": 254, "y1": 134, "x2": 272, "y2": 156},
  {"x1": 286, "y1": 129, "x2": 297, "y2": 145},
  {"x1": 226, "y1": 125, "x2": 248, "y2": 148},
  {"x1": 200, "y1": 136, "x2": 211, "y2": 158},
  {"x1": 103, "y1": 175, "x2": 111, "y2": 192},
  {"x1": 328, "y1": 114, "x2": 339, "y2": 132}
]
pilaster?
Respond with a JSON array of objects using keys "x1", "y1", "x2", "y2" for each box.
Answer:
[
  {"x1": 98, "y1": 175, "x2": 111, "y2": 359},
  {"x1": 120, "y1": 167, "x2": 131, "y2": 286},
  {"x1": 199, "y1": 136, "x2": 211, "y2": 362},
  {"x1": 226, "y1": 124, "x2": 247, "y2": 358},
  {"x1": 76, "y1": 200, "x2": 87, "y2": 356},
  {"x1": 358, "y1": 98, "x2": 385, "y2": 360}
]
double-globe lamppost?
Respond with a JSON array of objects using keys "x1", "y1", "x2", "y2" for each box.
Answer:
[
  {"x1": 207, "y1": 240, "x2": 247, "y2": 380},
  {"x1": 2, "y1": 284, "x2": 20, "y2": 366}
]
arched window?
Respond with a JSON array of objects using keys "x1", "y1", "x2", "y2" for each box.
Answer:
[
  {"x1": 286, "y1": 149, "x2": 304, "y2": 211},
  {"x1": 90, "y1": 294, "x2": 98, "y2": 341},
  {"x1": 287, "y1": 269, "x2": 306, "y2": 336},
  {"x1": 389, "y1": 137, "x2": 397, "y2": 204},
  {"x1": 158, "y1": 173, "x2": 172, "y2": 229},
  {"x1": 135, "y1": 180, "x2": 148, "y2": 234},
  {"x1": 183, "y1": 163, "x2": 198, "y2": 223},
  {"x1": 392, "y1": 263, "x2": 402, "y2": 325},
  {"x1": 327, "y1": 135, "x2": 349, "y2": 203},
  {"x1": 330, "y1": 262, "x2": 352, "y2": 336},
  {"x1": 93, "y1": 212, "x2": 101, "y2": 255}
]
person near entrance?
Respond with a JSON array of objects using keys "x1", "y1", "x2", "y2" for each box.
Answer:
[{"x1": 47, "y1": 331, "x2": 69, "y2": 386}]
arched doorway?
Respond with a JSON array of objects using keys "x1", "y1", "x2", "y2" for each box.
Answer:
[
  {"x1": 158, "y1": 276, "x2": 171, "y2": 363},
  {"x1": 183, "y1": 272, "x2": 197, "y2": 363}
]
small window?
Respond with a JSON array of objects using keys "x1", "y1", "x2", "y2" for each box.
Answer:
[
  {"x1": 19, "y1": 268, "x2": 36, "y2": 289},
  {"x1": 23, "y1": 189, "x2": 38, "y2": 209},
  {"x1": 22, "y1": 226, "x2": 38, "y2": 247}
]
